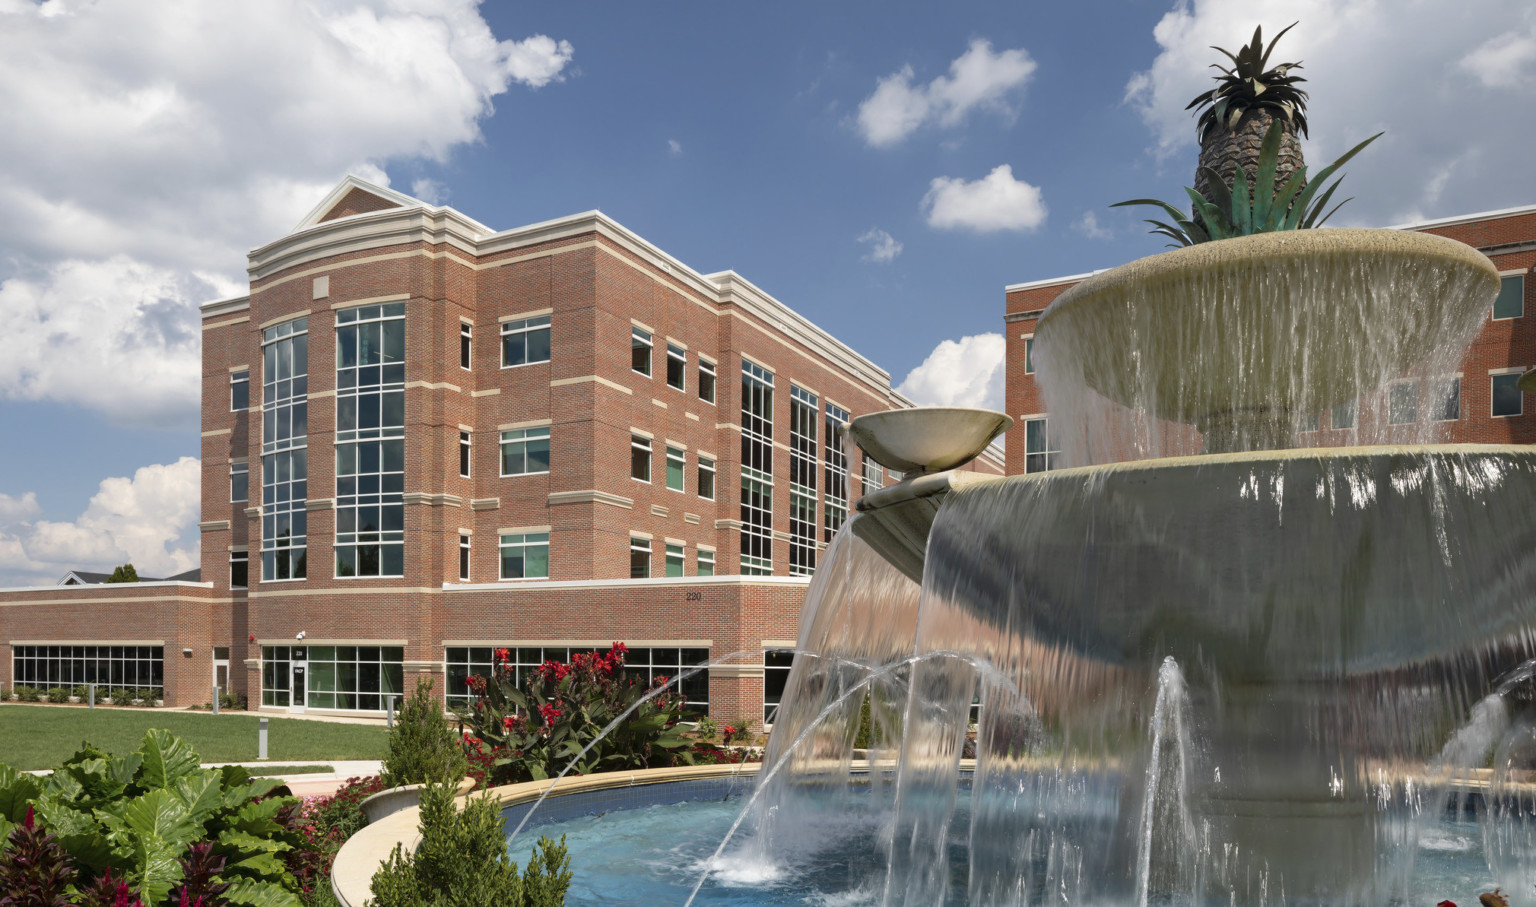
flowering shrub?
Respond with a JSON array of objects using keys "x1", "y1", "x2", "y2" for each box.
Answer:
[
  {"x1": 455, "y1": 644, "x2": 696, "y2": 786},
  {"x1": 285, "y1": 775, "x2": 387, "y2": 902}
]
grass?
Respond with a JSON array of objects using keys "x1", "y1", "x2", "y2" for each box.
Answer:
[
  {"x1": 0, "y1": 705, "x2": 389, "y2": 770},
  {"x1": 246, "y1": 764, "x2": 335, "y2": 776}
]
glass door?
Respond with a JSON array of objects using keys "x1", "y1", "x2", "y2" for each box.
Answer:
[{"x1": 290, "y1": 647, "x2": 307, "y2": 714}]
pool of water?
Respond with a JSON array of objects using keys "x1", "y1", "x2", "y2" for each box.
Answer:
[{"x1": 505, "y1": 782, "x2": 1503, "y2": 906}]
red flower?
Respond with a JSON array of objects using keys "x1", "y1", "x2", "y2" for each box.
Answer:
[
  {"x1": 495, "y1": 647, "x2": 511, "y2": 664},
  {"x1": 723, "y1": 725, "x2": 736, "y2": 738},
  {"x1": 503, "y1": 715, "x2": 517, "y2": 731},
  {"x1": 538, "y1": 703, "x2": 562, "y2": 723},
  {"x1": 1439, "y1": 901, "x2": 1458, "y2": 907}
]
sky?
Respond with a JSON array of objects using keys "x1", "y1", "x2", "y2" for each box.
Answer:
[{"x1": 2, "y1": 0, "x2": 1536, "y2": 585}]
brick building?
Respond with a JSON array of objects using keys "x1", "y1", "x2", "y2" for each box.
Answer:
[
  {"x1": 1005, "y1": 204, "x2": 1536, "y2": 472},
  {"x1": 0, "y1": 176, "x2": 1003, "y2": 721}
]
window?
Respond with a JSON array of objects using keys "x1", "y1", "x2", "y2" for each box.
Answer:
[
  {"x1": 824, "y1": 404, "x2": 849, "y2": 541},
  {"x1": 12, "y1": 645, "x2": 164, "y2": 694},
  {"x1": 1493, "y1": 373, "x2": 1524, "y2": 417},
  {"x1": 741, "y1": 360, "x2": 775, "y2": 575},
  {"x1": 266, "y1": 645, "x2": 404, "y2": 711},
  {"x1": 459, "y1": 534, "x2": 470, "y2": 581},
  {"x1": 261, "y1": 317, "x2": 308, "y2": 581},
  {"x1": 1388, "y1": 381, "x2": 1418, "y2": 425},
  {"x1": 697, "y1": 549, "x2": 715, "y2": 576},
  {"x1": 665, "y1": 543, "x2": 684, "y2": 578},
  {"x1": 630, "y1": 537, "x2": 651, "y2": 579},
  {"x1": 230, "y1": 552, "x2": 248, "y2": 589},
  {"x1": 666, "y1": 445, "x2": 686, "y2": 491},
  {"x1": 667, "y1": 344, "x2": 686, "y2": 390},
  {"x1": 335, "y1": 303, "x2": 405, "y2": 579},
  {"x1": 501, "y1": 315, "x2": 551, "y2": 367},
  {"x1": 632, "y1": 327, "x2": 652, "y2": 376},
  {"x1": 764, "y1": 649, "x2": 795, "y2": 724},
  {"x1": 1433, "y1": 377, "x2": 1461, "y2": 422},
  {"x1": 446, "y1": 645, "x2": 709, "y2": 714},
  {"x1": 459, "y1": 431, "x2": 471, "y2": 477},
  {"x1": 230, "y1": 462, "x2": 249, "y2": 503},
  {"x1": 1331, "y1": 399, "x2": 1357, "y2": 430},
  {"x1": 460, "y1": 322, "x2": 472, "y2": 369},
  {"x1": 1024, "y1": 336, "x2": 1035, "y2": 375},
  {"x1": 231, "y1": 369, "x2": 250, "y2": 411},
  {"x1": 499, "y1": 532, "x2": 549, "y2": 579},
  {"x1": 862, "y1": 458, "x2": 883, "y2": 495},
  {"x1": 500, "y1": 427, "x2": 551, "y2": 476},
  {"x1": 698, "y1": 456, "x2": 716, "y2": 501},
  {"x1": 1299, "y1": 412, "x2": 1320, "y2": 433},
  {"x1": 631, "y1": 435, "x2": 652, "y2": 482},
  {"x1": 790, "y1": 386, "x2": 819, "y2": 577},
  {"x1": 1025, "y1": 417, "x2": 1059, "y2": 474},
  {"x1": 1494, "y1": 275, "x2": 1525, "y2": 320},
  {"x1": 699, "y1": 359, "x2": 717, "y2": 404}
]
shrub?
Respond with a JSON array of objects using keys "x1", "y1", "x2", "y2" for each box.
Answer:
[
  {"x1": 285, "y1": 774, "x2": 387, "y2": 901},
  {"x1": 219, "y1": 691, "x2": 243, "y2": 711},
  {"x1": 382, "y1": 677, "x2": 466, "y2": 788},
  {"x1": 46, "y1": 686, "x2": 71, "y2": 704},
  {"x1": 370, "y1": 781, "x2": 571, "y2": 907},
  {"x1": 71, "y1": 685, "x2": 89, "y2": 700},
  {"x1": 13, "y1": 685, "x2": 41, "y2": 703},
  {"x1": 722, "y1": 718, "x2": 755, "y2": 745},
  {"x1": 109, "y1": 687, "x2": 135, "y2": 707},
  {"x1": 143, "y1": 688, "x2": 163, "y2": 707},
  {"x1": 693, "y1": 717, "x2": 718, "y2": 741}
]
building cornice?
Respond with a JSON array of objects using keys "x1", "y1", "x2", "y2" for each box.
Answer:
[
  {"x1": 442, "y1": 575, "x2": 811, "y2": 592},
  {"x1": 200, "y1": 295, "x2": 250, "y2": 317}
]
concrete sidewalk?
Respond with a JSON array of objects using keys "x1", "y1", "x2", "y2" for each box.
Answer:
[{"x1": 206, "y1": 760, "x2": 384, "y2": 798}]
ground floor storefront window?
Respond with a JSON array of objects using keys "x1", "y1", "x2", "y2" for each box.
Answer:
[
  {"x1": 261, "y1": 644, "x2": 403, "y2": 710},
  {"x1": 446, "y1": 644, "x2": 710, "y2": 715},
  {"x1": 11, "y1": 644, "x2": 164, "y2": 692}
]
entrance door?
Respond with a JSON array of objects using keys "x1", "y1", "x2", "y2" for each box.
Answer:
[
  {"x1": 290, "y1": 648, "x2": 307, "y2": 714},
  {"x1": 212, "y1": 647, "x2": 230, "y2": 701}
]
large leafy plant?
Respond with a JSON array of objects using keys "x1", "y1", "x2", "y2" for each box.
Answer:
[
  {"x1": 1114, "y1": 119, "x2": 1380, "y2": 247},
  {"x1": 0, "y1": 730, "x2": 304, "y2": 906}
]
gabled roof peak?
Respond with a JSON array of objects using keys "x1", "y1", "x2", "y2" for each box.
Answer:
[{"x1": 294, "y1": 175, "x2": 422, "y2": 231}]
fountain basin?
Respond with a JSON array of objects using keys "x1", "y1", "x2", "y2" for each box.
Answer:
[
  {"x1": 847, "y1": 406, "x2": 1011, "y2": 474},
  {"x1": 1035, "y1": 230, "x2": 1499, "y2": 450}
]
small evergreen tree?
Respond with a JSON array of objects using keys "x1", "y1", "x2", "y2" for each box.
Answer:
[
  {"x1": 382, "y1": 676, "x2": 467, "y2": 787},
  {"x1": 105, "y1": 563, "x2": 140, "y2": 583}
]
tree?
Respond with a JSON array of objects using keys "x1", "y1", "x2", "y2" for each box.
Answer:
[
  {"x1": 382, "y1": 676, "x2": 467, "y2": 788},
  {"x1": 106, "y1": 564, "x2": 140, "y2": 583}
]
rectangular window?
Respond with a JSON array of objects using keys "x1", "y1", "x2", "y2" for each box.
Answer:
[
  {"x1": 446, "y1": 645, "x2": 708, "y2": 714},
  {"x1": 631, "y1": 435, "x2": 652, "y2": 482},
  {"x1": 459, "y1": 430, "x2": 471, "y2": 477},
  {"x1": 630, "y1": 537, "x2": 651, "y2": 579},
  {"x1": 1299, "y1": 412, "x2": 1320, "y2": 433},
  {"x1": 698, "y1": 456, "x2": 716, "y2": 501},
  {"x1": 1331, "y1": 399, "x2": 1357, "y2": 430},
  {"x1": 1493, "y1": 373, "x2": 1524, "y2": 417},
  {"x1": 697, "y1": 549, "x2": 715, "y2": 577},
  {"x1": 1388, "y1": 381, "x2": 1418, "y2": 425},
  {"x1": 741, "y1": 360, "x2": 775, "y2": 575},
  {"x1": 666, "y1": 445, "x2": 686, "y2": 491},
  {"x1": 460, "y1": 322, "x2": 472, "y2": 370},
  {"x1": 1434, "y1": 377, "x2": 1461, "y2": 422},
  {"x1": 699, "y1": 358, "x2": 717, "y2": 404},
  {"x1": 11, "y1": 644, "x2": 164, "y2": 694},
  {"x1": 1494, "y1": 275, "x2": 1525, "y2": 320},
  {"x1": 665, "y1": 543, "x2": 684, "y2": 578},
  {"x1": 823, "y1": 404, "x2": 849, "y2": 541},
  {"x1": 1024, "y1": 336, "x2": 1035, "y2": 375},
  {"x1": 632, "y1": 327, "x2": 652, "y2": 376},
  {"x1": 862, "y1": 458, "x2": 883, "y2": 495},
  {"x1": 459, "y1": 534, "x2": 470, "y2": 581},
  {"x1": 335, "y1": 303, "x2": 406, "y2": 579},
  {"x1": 500, "y1": 427, "x2": 551, "y2": 476},
  {"x1": 1024, "y1": 417, "x2": 1060, "y2": 474},
  {"x1": 764, "y1": 649, "x2": 795, "y2": 724},
  {"x1": 501, "y1": 315, "x2": 551, "y2": 367},
  {"x1": 231, "y1": 369, "x2": 250, "y2": 411},
  {"x1": 261, "y1": 317, "x2": 309, "y2": 582},
  {"x1": 230, "y1": 462, "x2": 249, "y2": 503},
  {"x1": 666, "y1": 343, "x2": 686, "y2": 390},
  {"x1": 790, "y1": 386, "x2": 818, "y2": 577},
  {"x1": 499, "y1": 532, "x2": 549, "y2": 579},
  {"x1": 230, "y1": 552, "x2": 248, "y2": 589},
  {"x1": 287, "y1": 645, "x2": 404, "y2": 712}
]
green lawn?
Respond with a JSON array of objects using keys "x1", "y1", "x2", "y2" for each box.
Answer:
[{"x1": 0, "y1": 705, "x2": 389, "y2": 770}]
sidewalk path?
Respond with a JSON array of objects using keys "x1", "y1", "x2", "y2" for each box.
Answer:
[{"x1": 205, "y1": 760, "x2": 383, "y2": 798}]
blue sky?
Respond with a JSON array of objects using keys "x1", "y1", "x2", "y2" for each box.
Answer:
[{"x1": 2, "y1": 0, "x2": 1535, "y2": 585}]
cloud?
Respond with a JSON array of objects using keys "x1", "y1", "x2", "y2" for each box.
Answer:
[
  {"x1": 0, "y1": 0, "x2": 573, "y2": 426},
  {"x1": 922, "y1": 165, "x2": 1047, "y2": 232},
  {"x1": 1124, "y1": 2, "x2": 1536, "y2": 225},
  {"x1": 1074, "y1": 211, "x2": 1114, "y2": 240},
  {"x1": 897, "y1": 333, "x2": 1006, "y2": 411},
  {"x1": 411, "y1": 178, "x2": 447, "y2": 205},
  {"x1": 0, "y1": 458, "x2": 201, "y2": 586},
  {"x1": 668, "y1": 139, "x2": 683, "y2": 155},
  {"x1": 857, "y1": 39, "x2": 1036, "y2": 146},
  {"x1": 857, "y1": 228, "x2": 903, "y2": 263}
]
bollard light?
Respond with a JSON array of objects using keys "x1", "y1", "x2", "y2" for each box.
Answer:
[
  {"x1": 258, "y1": 717, "x2": 269, "y2": 760},
  {"x1": 386, "y1": 694, "x2": 396, "y2": 729},
  {"x1": 211, "y1": 685, "x2": 219, "y2": 716},
  {"x1": 88, "y1": 684, "x2": 96, "y2": 709}
]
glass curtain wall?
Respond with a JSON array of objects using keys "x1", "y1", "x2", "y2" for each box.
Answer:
[
  {"x1": 261, "y1": 318, "x2": 308, "y2": 580},
  {"x1": 335, "y1": 303, "x2": 405, "y2": 577},
  {"x1": 11, "y1": 645, "x2": 164, "y2": 692},
  {"x1": 789, "y1": 386, "x2": 819, "y2": 576},
  {"x1": 823, "y1": 404, "x2": 850, "y2": 540},
  {"x1": 261, "y1": 645, "x2": 403, "y2": 710},
  {"x1": 740, "y1": 360, "x2": 775, "y2": 575}
]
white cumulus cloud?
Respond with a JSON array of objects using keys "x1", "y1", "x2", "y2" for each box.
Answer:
[
  {"x1": 897, "y1": 333, "x2": 1007, "y2": 412},
  {"x1": 668, "y1": 139, "x2": 683, "y2": 155},
  {"x1": 857, "y1": 228, "x2": 903, "y2": 263},
  {"x1": 922, "y1": 165, "x2": 1047, "y2": 232},
  {"x1": 0, "y1": 493, "x2": 41, "y2": 523},
  {"x1": 857, "y1": 39, "x2": 1036, "y2": 147},
  {"x1": 1124, "y1": 2, "x2": 1536, "y2": 225},
  {"x1": 1074, "y1": 211, "x2": 1114, "y2": 240}
]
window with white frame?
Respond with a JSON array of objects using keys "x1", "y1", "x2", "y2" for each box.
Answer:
[
  {"x1": 261, "y1": 317, "x2": 308, "y2": 581},
  {"x1": 460, "y1": 322, "x2": 472, "y2": 369},
  {"x1": 336, "y1": 303, "x2": 405, "y2": 578},
  {"x1": 1433, "y1": 377, "x2": 1461, "y2": 422},
  {"x1": 1493, "y1": 373, "x2": 1524, "y2": 417},
  {"x1": 666, "y1": 343, "x2": 686, "y2": 390},
  {"x1": 231, "y1": 369, "x2": 250, "y2": 411},
  {"x1": 1494, "y1": 275, "x2": 1525, "y2": 320},
  {"x1": 445, "y1": 645, "x2": 709, "y2": 714},
  {"x1": 230, "y1": 552, "x2": 248, "y2": 589},
  {"x1": 790, "y1": 386, "x2": 818, "y2": 576},
  {"x1": 1024, "y1": 336, "x2": 1035, "y2": 375},
  {"x1": 230, "y1": 462, "x2": 249, "y2": 503},
  {"x1": 1388, "y1": 381, "x2": 1418, "y2": 425},
  {"x1": 698, "y1": 455, "x2": 715, "y2": 500},
  {"x1": 1331, "y1": 399, "x2": 1357, "y2": 430},
  {"x1": 1024, "y1": 417, "x2": 1059, "y2": 474},
  {"x1": 764, "y1": 649, "x2": 795, "y2": 724},
  {"x1": 459, "y1": 533, "x2": 470, "y2": 581},
  {"x1": 500, "y1": 427, "x2": 550, "y2": 476},
  {"x1": 862, "y1": 458, "x2": 883, "y2": 495},
  {"x1": 741, "y1": 360, "x2": 774, "y2": 575},
  {"x1": 823, "y1": 404, "x2": 849, "y2": 541},
  {"x1": 697, "y1": 548, "x2": 715, "y2": 576},
  {"x1": 12, "y1": 645, "x2": 164, "y2": 694},
  {"x1": 499, "y1": 532, "x2": 549, "y2": 579},
  {"x1": 630, "y1": 536, "x2": 651, "y2": 578},
  {"x1": 666, "y1": 445, "x2": 685, "y2": 491},
  {"x1": 263, "y1": 645, "x2": 403, "y2": 711},
  {"x1": 501, "y1": 315, "x2": 551, "y2": 367},
  {"x1": 665, "y1": 543, "x2": 684, "y2": 577},
  {"x1": 698, "y1": 358, "x2": 716, "y2": 404},
  {"x1": 631, "y1": 435, "x2": 652, "y2": 482},
  {"x1": 459, "y1": 431, "x2": 471, "y2": 477},
  {"x1": 632, "y1": 327, "x2": 652, "y2": 376}
]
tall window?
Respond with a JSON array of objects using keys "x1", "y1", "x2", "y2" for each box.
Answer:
[
  {"x1": 460, "y1": 322, "x2": 472, "y2": 369},
  {"x1": 632, "y1": 327, "x2": 652, "y2": 376},
  {"x1": 665, "y1": 543, "x2": 684, "y2": 577},
  {"x1": 666, "y1": 445, "x2": 686, "y2": 491},
  {"x1": 459, "y1": 431, "x2": 471, "y2": 477},
  {"x1": 230, "y1": 462, "x2": 249, "y2": 503},
  {"x1": 741, "y1": 360, "x2": 774, "y2": 575},
  {"x1": 230, "y1": 552, "x2": 248, "y2": 589},
  {"x1": 231, "y1": 369, "x2": 250, "y2": 411},
  {"x1": 459, "y1": 534, "x2": 471, "y2": 581},
  {"x1": 1024, "y1": 336, "x2": 1035, "y2": 375},
  {"x1": 1388, "y1": 381, "x2": 1417, "y2": 425},
  {"x1": 630, "y1": 537, "x2": 651, "y2": 578},
  {"x1": 1024, "y1": 417, "x2": 1059, "y2": 474},
  {"x1": 1433, "y1": 377, "x2": 1461, "y2": 422},
  {"x1": 824, "y1": 404, "x2": 849, "y2": 541},
  {"x1": 500, "y1": 427, "x2": 550, "y2": 476},
  {"x1": 336, "y1": 303, "x2": 405, "y2": 578},
  {"x1": 1493, "y1": 373, "x2": 1524, "y2": 417},
  {"x1": 501, "y1": 315, "x2": 551, "y2": 367},
  {"x1": 261, "y1": 317, "x2": 308, "y2": 581},
  {"x1": 698, "y1": 455, "x2": 716, "y2": 501},
  {"x1": 631, "y1": 435, "x2": 651, "y2": 482},
  {"x1": 1494, "y1": 275, "x2": 1525, "y2": 320},
  {"x1": 764, "y1": 649, "x2": 795, "y2": 724},
  {"x1": 862, "y1": 458, "x2": 883, "y2": 495},
  {"x1": 263, "y1": 645, "x2": 403, "y2": 711},
  {"x1": 699, "y1": 358, "x2": 717, "y2": 404},
  {"x1": 499, "y1": 532, "x2": 549, "y2": 579},
  {"x1": 789, "y1": 386, "x2": 818, "y2": 576},
  {"x1": 667, "y1": 343, "x2": 687, "y2": 390}
]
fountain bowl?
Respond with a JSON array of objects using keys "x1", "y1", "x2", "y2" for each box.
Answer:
[{"x1": 847, "y1": 406, "x2": 1011, "y2": 474}]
